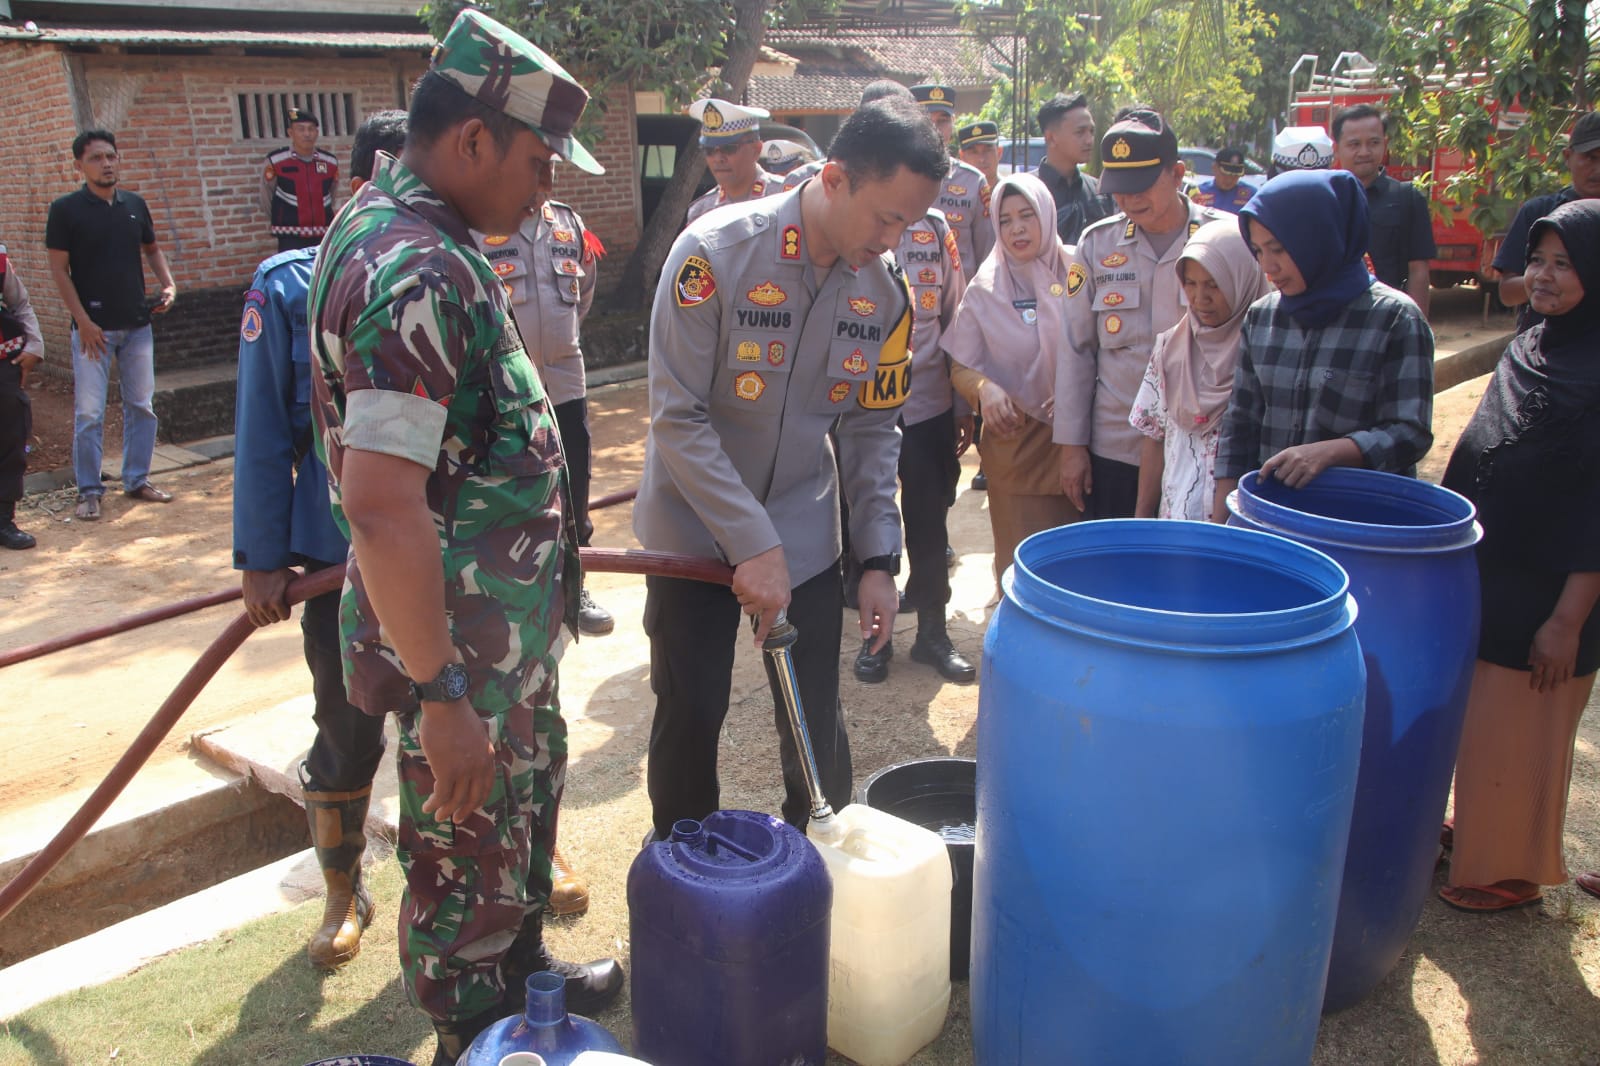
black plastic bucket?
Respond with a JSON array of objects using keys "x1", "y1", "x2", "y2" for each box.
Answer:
[{"x1": 860, "y1": 756, "x2": 977, "y2": 980}]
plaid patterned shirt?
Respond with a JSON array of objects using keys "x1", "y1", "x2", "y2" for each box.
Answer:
[{"x1": 1216, "y1": 282, "x2": 1434, "y2": 479}]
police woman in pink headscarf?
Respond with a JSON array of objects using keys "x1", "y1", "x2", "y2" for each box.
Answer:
[{"x1": 944, "y1": 173, "x2": 1080, "y2": 590}]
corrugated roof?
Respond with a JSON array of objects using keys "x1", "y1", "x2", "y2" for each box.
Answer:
[
  {"x1": 0, "y1": 23, "x2": 433, "y2": 51},
  {"x1": 750, "y1": 72, "x2": 886, "y2": 113},
  {"x1": 766, "y1": 29, "x2": 996, "y2": 87}
]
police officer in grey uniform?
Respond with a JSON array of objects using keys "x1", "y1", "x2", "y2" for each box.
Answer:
[
  {"x1": 685, "y1": 98, "x2": 787, "y2": 226},
  {"x1": 909, "y1": 84, "x2": 994, "y2": 281},
  {"x1": 854, "y1": 205, "x2": 973, "y2": 684},
  {"x1": 634, "y1": 97, "x2": 948, "y2": 838},
  {"x1": 475, "y1": 198, "x2": 613, "y2": 636},
  {"x1": 1055, "y1": 109, "x2": 1225, "y2": 519}
]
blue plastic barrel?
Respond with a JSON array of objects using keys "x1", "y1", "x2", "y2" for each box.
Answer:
[
  {"x1": 1228, "y1": 468, "x2": 1480, "y2": 1011},
  {"x1": 970, "y1": 520, "x2": 1365, "y2": 1066},
  {"x1": 628, "y1": 811, "x2": 831, "y2": 1066}
]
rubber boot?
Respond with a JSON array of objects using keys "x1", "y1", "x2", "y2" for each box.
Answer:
[
  {"x1": 502, "y1": 913, "x2": 625, "y2": 1017},
  {"x1": 303, "y1": 782, "x2": 375, "y2": 971},
  {"x1": 548, "y1": 844, "x2": 591, "y2": 917},
  {"x1": 431, "y1": 1004, "x2": 504, "y2": 1066}
]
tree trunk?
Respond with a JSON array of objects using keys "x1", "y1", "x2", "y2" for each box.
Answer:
[{"x1": 610, "y1": 0, "x2": 770, "y2": 311}]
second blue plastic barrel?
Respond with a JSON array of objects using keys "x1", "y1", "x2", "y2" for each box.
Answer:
[
  {"x1": 1229, "y1": 468, "x2": 1480, "y2": 1011},
  {"x1": 628, "y1": 810, "x2": 831, "y2": 1066},
  {"x1": 971, "y1": 520, "x2": 1366, "y2": 1066}
]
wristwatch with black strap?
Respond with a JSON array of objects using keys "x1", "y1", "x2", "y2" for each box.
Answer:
[
  {"x1": 859, "y1": 553, "x2": 902, "y2": 576},
  {"x1": 410, "y1": 661, "x2": 470, "y2": 704}
]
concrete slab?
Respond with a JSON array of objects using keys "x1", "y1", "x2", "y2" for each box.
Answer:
[
  {"x1": 0, "y1": 841, "x2": 390, "y2": 1019},
  {"x1": 191, "y1": 697, "x2": 402, "y2": 843},
  {"x1": 148, "y1": 442, "x2": 214, "y2": 475},
  {"x1": 184, "y1": 433, "x2": 236, "y2": 461}
]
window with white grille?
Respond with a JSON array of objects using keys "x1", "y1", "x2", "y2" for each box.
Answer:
[{"x1": 236, "y1": 92, "x2": 358, "y2": 141}]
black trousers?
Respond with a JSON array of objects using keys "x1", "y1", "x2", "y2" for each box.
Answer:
[
  {"x1": 644, "y1": 565, "x2": 852, "y2": 837},
  {"x1": 300, "y1": 559, "x2": 388, "y2": 792},
  {"x1": 552, "y1": 396, "x2": 593, "y2": 545},
  {"x1": 899, "y1": 408, "x2": 959, "y2": 611},
  {"x1": 1088, "y1": 453, "x2": 1140, "y2": 521},
  {"x1": 0, "y1": 361, "x2": 28, "y2": 523}
]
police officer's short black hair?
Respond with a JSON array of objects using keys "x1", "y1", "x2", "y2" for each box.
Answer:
[
  {"x1": 406, "y1": 70, "x2": 524, "y2": 156},
  {"x1": 860, "y1": 80, "x2": 915, "y2": 107},
  {"x1": 1037, "y1": 93, "x2": 1089, "y2": 132},
  {"x1": 72, "y1": 129, "x2": 117, "y2": 160},
  {"x1": 352, "y1": 110, "x2": 408, "y2": 182},
  {"x1": 829, "y1": 97, "x2": 951, "y2": 188},
  {"x1": 1332, "y1": 103, "x2": 1387, "y2": 142}
]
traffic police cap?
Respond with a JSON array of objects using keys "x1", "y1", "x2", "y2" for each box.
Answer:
[
  {"x1": 909, "y1": 84, "x2": 957, "y2": 115},
  {"x1": 1271, "y1": 126, "x2": 1333, "y2": 172},
  {"x1": 430, "y1": 8, "x2": 604, "y2": 175},
  {"x1": 690, "y1": 98, "x2": 770, "y2": 146},
  {"x1": 958, "y1": 121, "x2": 999, "y2": 148},
  {"x1": 286, "y1": 107, "x2": 318, "y2": 128},
  {"x1": 1098, "y1": 109, "x2": 1179, "y2": 194},
  {"x1": 762, "y1": 138, "x2": 815, "y2": 173}
]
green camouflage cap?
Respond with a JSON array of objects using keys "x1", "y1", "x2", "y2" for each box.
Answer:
[{"x1": 430, "y1": 8, "x2": 604, "y2": 175}]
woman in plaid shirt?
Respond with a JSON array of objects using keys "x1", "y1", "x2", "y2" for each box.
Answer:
[{"x1": 1210, "y1": 170, "x2": 1433, "y2": 521}]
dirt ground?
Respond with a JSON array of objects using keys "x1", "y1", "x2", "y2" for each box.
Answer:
[{"x1": 10, "y1": 288, "x2": 1600, "y2": 1063}]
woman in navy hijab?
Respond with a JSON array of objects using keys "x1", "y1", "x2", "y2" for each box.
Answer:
[{"x1": 1209, "y1": 170, "x2": 1434, "y2": 520}]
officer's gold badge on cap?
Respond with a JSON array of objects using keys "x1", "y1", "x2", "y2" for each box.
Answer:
[
  {"x1": 431, "y1": 8, "x2": 604, "y2": 175},
  {"x1": 690, "y1": 98, "x2": 770, "y2": 144},
  {"x1": 958, "y1": 121, "x2": 999, "y2": 148},
  {"x1": 910, "y1": 84, "x2": 957, "y2": 114},
  {"x1": 1097, "y1": 108, "x2": 1178, "y2": 195},
  {"x1": 286, "y1": 106, "x2": 319, "y2": 127}
]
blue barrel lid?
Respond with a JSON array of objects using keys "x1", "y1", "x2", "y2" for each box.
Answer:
[
  {"x1": 1008, "y1": 519, "x2": 1356, "y2": 654},
  {"x1": 1232, "y1": 468, "x2": 1481, "y2": 553}
]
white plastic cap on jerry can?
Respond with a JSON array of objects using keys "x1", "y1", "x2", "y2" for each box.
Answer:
[{"x1": 568, "y1": 1054, "x2": 653, "y2": 1065}]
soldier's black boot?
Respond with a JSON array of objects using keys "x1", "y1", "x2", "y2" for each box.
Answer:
[
  {"x1": 302, "y1": 778, "x2": 375, "y2": 971},
  {"x1": 430, "y1": 1004, "x2": 503, "y2": 1066},
  {"x1": 909, "y1": 610, "x2": 976, "y2": 683},
  {"x1": 501, "y1": 913, "x2": 624, "y2": 1017}
]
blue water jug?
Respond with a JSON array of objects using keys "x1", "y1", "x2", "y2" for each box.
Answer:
[
  {"x1": 971, "y1": 520, "x2": 1366, "y2": 1066},
  {"x1": 459, "y1": 971, "x2": 624, "y2": 1066},
  {"x1": 629, "y1": 811, "x2": 831, "y2": 1066},
  {"x1": 1228, "y1": 467, "x2": 1481, "y2": 1011}
]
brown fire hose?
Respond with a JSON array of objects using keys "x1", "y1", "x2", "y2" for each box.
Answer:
[{"x1": 0, "y1": 546, "x2": 730, "y2": 926}]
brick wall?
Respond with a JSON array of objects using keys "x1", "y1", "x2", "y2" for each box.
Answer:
[{"x1": 559, "y1": 83, "x2": 641, "y2": 299}]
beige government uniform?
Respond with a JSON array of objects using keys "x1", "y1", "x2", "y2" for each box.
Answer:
[
  {"x1": 1054, "y1": 200, "x2": 1226, "y2": 467},
  {"x1": 475, "y1": 200, "x2": 594, "y2": 405},
  {"x1": 685, "y1": 169, "x2": 787, "y2": 226}
]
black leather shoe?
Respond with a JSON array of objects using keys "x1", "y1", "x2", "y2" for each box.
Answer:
[
  {"x1": 971, "y1": 471, "x2": 988, "y2": 491},
  {"x1": 512, "y1": 951, "x2": 626, "y2": 1016},
  {"x1": 853, "y1": 637, "x2": 892, "y2": 683},
  {"x1": 577, "y1": 588, "x2": 614, "y2": 635},
  {"x1": 0, "y1": 523, "x2": 36, "y2": 550},
  {"x1": 910, "y1": 632, "x2": 976, "y2": 683}
]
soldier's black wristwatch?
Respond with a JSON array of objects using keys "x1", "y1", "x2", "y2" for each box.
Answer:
[
  {"x1": 860, "y1": 553, "x2": 902, "y2": 576},
  {"x1": 411, "y1": 662, "x2": 470, "y2": 704}
]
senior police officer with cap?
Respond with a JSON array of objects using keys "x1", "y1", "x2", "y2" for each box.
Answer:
[
  {"x1": 685, "y1": 98, "x2": 786, "y2": 225},
  {"x1": 635, "y1": 95, "x2": 948, "y2": 840},
  {"x1": 958, "y1": 120, "x2": 1002, "y2": 191},
  {"x1": 1194, "y1": 146, "x2": 1258, "y2": 214},
  {"x1": 1056, "y1": 107, "x2": 1225, "y2": 519},
  {"x1": 910, "y1": 84, "x2": 994, "y2": 280},
  {"x1": 260, "y1": 107, "x2": 340, "y2": 252},
  {"x1": 306, "y1": 11, "x2": 623, "y2": 1062}
]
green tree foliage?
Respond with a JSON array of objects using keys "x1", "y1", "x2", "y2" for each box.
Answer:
[
  {"x1": 1239, "y1": 0, "x2": 1383, "y2": 145},
  {"x1": 1374, "y1": 0, "x2": 1596, "y2": 234}
]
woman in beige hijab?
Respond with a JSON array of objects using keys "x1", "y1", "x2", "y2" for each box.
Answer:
[
  {"x1": 1130, "y1": 219, "x2": 1270, "y2": 520},
  {"x1": 944, "y1": 173, "x2": 1080, "y2": 590}
]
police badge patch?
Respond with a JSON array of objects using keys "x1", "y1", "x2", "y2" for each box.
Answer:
[
  {"x1": 1066, "y1": 263, "x2": 1088, "y2": 297},
  {"x1": 675, "y1": 255, "x2": 717, "y2": 307}
]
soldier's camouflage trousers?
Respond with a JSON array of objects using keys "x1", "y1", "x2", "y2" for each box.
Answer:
[{"x1": 395, "y1": 674, "x2": 567, "y2": 1023}]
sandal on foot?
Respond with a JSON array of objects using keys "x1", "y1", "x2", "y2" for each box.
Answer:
[
  {"x1": 1575, "y1": 873, "x2": 1600, "y2": 901},
  {"x1": 75, "y1": 495, "x2": 102, "y2": 521},
  {"x1": 1438, "y1": 882, "x2": 1542, "y2": 913}
]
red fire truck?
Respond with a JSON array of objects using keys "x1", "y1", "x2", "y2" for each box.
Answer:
[{"x1": 1288, "y1": 52, "x2": 1525, "y2": 288}]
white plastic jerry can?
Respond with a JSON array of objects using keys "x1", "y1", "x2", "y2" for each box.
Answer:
[{"x1": 808, "y1": 803, "x2": 953, "y2": 1066}]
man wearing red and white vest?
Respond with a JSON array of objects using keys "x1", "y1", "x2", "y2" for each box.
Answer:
[{"x1": 260, "y1": 107, "x2": 340, "y2": 252}]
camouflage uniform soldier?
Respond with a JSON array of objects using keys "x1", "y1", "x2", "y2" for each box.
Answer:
[{"x1": 306, "y1": 11, "x2": 623, "y2": 1062}]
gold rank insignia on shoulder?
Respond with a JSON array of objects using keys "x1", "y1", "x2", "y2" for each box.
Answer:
[
  {"x1": 1189, "y1": 219, "x2": 1203, "y2": 236},
  {"x1": 1066, "y1": 262, "x2": 1087, "y2": 296},
  {"x1": 781, "y1": 224, "x2": 801, "y2": 260},
  {"x1": 543, "y1": 203, "x2": 557, "y2": 222},
  {"x1": 676, "y1": 255, "x2": 717, "y2": 307},
  {"x1": 1123, "y1": 218, "x2": 1138, "y2": 239}
]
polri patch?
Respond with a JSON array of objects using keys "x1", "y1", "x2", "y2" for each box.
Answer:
[
  {"x1": 676, "y1": 255, "x2": 717, "y2": 307},
  {"x1": 1066, "y1": 263, "x2": 1088, "y2": 297}
]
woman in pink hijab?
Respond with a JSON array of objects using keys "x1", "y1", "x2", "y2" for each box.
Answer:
[
  {"x1": 944, "y1": 173, "x2": 1080, "y2": 589},
  {"x1": 1130, "y1": 219, "x2": 1270, "y2": 520}
]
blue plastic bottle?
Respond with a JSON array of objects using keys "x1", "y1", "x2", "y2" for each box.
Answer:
[
  {"x1": 459, "y1": 972, "x2": 624, "y2": 1066},
  {"x1": 1228, "y1": 467, "x2": 1481, "y2": 1011},
  {"x1": 971, "y1": 520, "x2": 1366, "y2": 1066},
  {"x1": 629, "y1": 811, "x2": 832, "y2": 1066}
]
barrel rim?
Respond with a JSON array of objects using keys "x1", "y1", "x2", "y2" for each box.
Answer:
[
  {"x1": 1231, "y1": 468, "x2": 1482, "y2": 553},
  {"x1": 1007, "y1": 520, "x2": 1357, "y2": 653}
]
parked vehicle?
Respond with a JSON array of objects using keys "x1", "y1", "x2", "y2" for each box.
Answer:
[
  {"x1": 635, "y1": 115, "x2": 821, "y2": 229},
  {"x1": 997, "y1": 137, "x2": 1047, "y2": 176}
]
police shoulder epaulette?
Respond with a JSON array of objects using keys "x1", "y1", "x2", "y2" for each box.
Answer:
[
  {"x1": 697, "y1": 200, "x2": 774, "y2": 253},
  {"x1": 1076, "y1": 213, "x2": 1124, "y2": 243},
  {"x1": 265, "y1": 145, "x2": 293, "y2": 163}
]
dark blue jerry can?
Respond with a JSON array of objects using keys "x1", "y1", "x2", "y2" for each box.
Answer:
[{"x1": 629, "y1": 811, "x2": 832, "y2": 1066}]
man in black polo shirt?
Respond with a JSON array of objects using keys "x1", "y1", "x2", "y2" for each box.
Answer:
[
  {"x1": 46, "y1": 129, "x2": 177, "y2": 521},
  {"x1": 1492, "y1": 110, "x2": 1600, "y2": 333},
  {"x1": 1035, "y1": 93, "x2": 1112, "y2": 245},
  {"x1": 1333, "y1": 103, "x2": 1436, "y2": 316}
]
